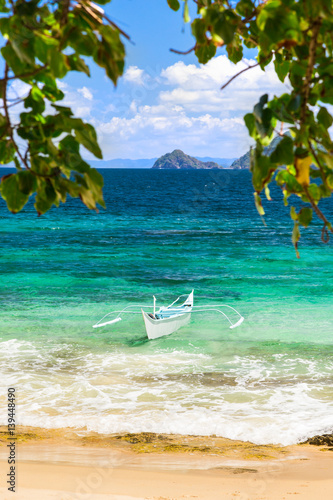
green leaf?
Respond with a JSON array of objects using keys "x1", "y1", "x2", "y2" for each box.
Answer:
[
  {"x1": 0, "y1": 173, "x2": 29, "y2": 213},
  {"x1": 0, "y1": 113, "x2": 8, "y2": 137},
  {"x1": 42, "y1": 84, "x2": 65, "y2": 103},
  {"x1": 251, "y1": 154, "x2": 277, "y2": 191},
  {"x1": 253, "y1": 94, "x2": 269, "y2": 126},
  {"x1": 191, "y1": 18, "x2": 206, "y2": 43},
  {"x1": 34, "y1": 192, "x2": 54, "y2": 214},
  {"x1": 167, "y1": 0, "x2": 180, "y2": 11},
  {"x1": 275, "y1": 170, "x2": 303, "y2": 194},
  {"x1": 60, "y1": 135, "x2": 81, "y2": 155},
  {"x1": 34, "y1": 177, "x2": 59, "y2": 215},
  {"x1": 93, "y1": 33, "x2": 125, "y2": 85},
  {"x1": 214, "y1": 12, "x2": 236, "y2": 45},
  {"x1": 252, "y1": 96, "x2": 275, "y2": 139},
  {"x1": 292, "y1": 221, "x2": 300, "y2": 258},
  {"x1": 270, "y1": 135, "x2": 294, "y2": 164},
  {"x1": 317, "y1": 107, "x2": 333, "y2": 129},
  {"x1": 264, "y1": 184, "x2": 271, "y2": 200},
  {"x1": 34, "y1": 33, "x2": 59, "y2": 64},
  {"x1": 86, "y1": 167, "x2": 104, "y2": 188},
  {"x1": 327, "y1": 172, "x2": 333, "y2": 189},
  {"x1": 274, "y1": 53, "x2": 290, "y2": 82},
  {"x1": 298, "y1": 207, "x2": 313, "y2": 227},
  {"x1": 66, "y1": 54, "x2": 91, "y2": 76},
  {"x1": 183, "y1": 0, "x2": 190, "y2": 23},
  {"x1": 244, "y1": 113, "x2": 256, "y2": 138},
  {"x1": 0, "y1": 2, "x2": 10, "y2": 14},
  {"x1": 227, "y1": 42, "x2": 243, "y2": 64},
  {"x1": 0, "y1": 140, "x2": 15, "y2": 164},
  {"x1": 195, "y1": 43, "x2": 216, "y2": 64},
  {"x1": 75, "y1": 124, "x2": 103, "y2": 159},
  {"x1": 24, "y1": 86, "x2": 45, "y2": 114},
  {"x1": 290, "y1": 206, "x2": 298, "y2": 221},
  {"x1": 10, "y1": 31, "x2": 35, "y2": 65},
  {"x1": 77, "y1": 186, "x2": 98, "y2": 210},
  {"x1": 84, "y1": 169, "x2": 105, "y2": 208},
  {"x1": 287, "y1": 94, "x2": 301, "y2": 113},
  {"x1": 257, "y1": 10, "x2": 268, "y2": 31},
  {"x1": 48, "y1": 50, "x2": 69, "y2": 78},
  {"x1": 321, "y1": 153, "x2": 333, "y2": 171},
  {"x1": 306, "y1": 184, "x2": 321, "y2": 202},
  {"x1": 51, "y1": 105, "x2": 73, "y2": 117},
  {"x1": 236, "y1": 0, "x2": 255, "y2": 17},
  {"x1": 13, "y1": 157, "x2": 21, "y2": 170},
  {"x1": 66, "y1": 28, "x2": 97, "y2": 57},
  {"x1": 17, "y1": 171, "x2": 37, "y2": 195},
  {"x1": 254, "y1": 192, "x2": 265, "y2": 215},
  {"x1": 1, "y1": 44, "x2": 26, "y2": 74}
]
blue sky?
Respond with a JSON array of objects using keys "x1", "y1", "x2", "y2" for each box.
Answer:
[{"x1": 10, "y1": 1, "x2": 289, "y2": 160}]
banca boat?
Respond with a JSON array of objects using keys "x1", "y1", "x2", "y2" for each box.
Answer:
[{"x1": 93, "y1": 290, "x2": 244, "y2": 340}]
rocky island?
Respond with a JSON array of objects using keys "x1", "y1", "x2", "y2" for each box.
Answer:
[
  {"x1": 152, "y1": 136, "x2": 287, "y2": 171},
  {"x1": 152, "y1": 150, "x2": 223, "y2": 169},
  {"x1": 230, "y1": 134, "x2": 286, "y2": 169}
]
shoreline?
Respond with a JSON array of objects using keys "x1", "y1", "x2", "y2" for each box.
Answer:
[{"x1": 0, "y1": 426, "x2": 332, "y2": 499}]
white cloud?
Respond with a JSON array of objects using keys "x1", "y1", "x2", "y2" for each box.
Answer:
[
  {"x1": 56, "y1": 80, "x2": 68, "y2": 90},
  {"x1": 78, "y1": 87, "x2": 93, "y2": 101},
  {"x1": 159, "y1": 56, "x2": 287, "y2": 115},
  {"x1": 123, "y1": 66, "x2": 148, "y2": 86},
  {"x1": 92, "y1": 55, "x2": 288, "y2": 159},
  {"x1": 7, "y1": 80, "x2": 31, "y2": 100},
  {"x1": 8, "y1": 56, "x2": 287, "y2": 160},
  {"x1": 129, "y1": 100, "x2": 138, "y2": 114},
  {"x1": 61, "y1": 87, "x2": 94, "y2": 118},
  {"x1": 96, "y1": 104, "x2": 249, "y2": 159},
  {"x1": 162, "y1": 56, "x2": 284, "y2": 91}
]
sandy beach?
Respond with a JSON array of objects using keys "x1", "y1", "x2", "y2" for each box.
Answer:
[{"x1": 0, "y1": 427, "x2": 332, "y2": 500}]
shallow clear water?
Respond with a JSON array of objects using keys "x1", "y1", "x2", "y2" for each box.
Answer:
[{"x1": 0, "y1": 168, "x2": 332, "y2": 445}]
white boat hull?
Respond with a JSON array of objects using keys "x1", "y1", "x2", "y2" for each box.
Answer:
[
  {"x1": 142, "y1": 310, "x2": 191, "y2": 340},
  {"x1": 93, "y1": 290, "x2": 244, "y2": 337}
]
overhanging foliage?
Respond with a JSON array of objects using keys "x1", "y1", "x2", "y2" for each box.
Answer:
[
  {"x1": 0, "y1": 0, "x2": 127, "y2": 214},
  {"x1": 170, "y1": 0, "x2": 333, "y2": 254}
]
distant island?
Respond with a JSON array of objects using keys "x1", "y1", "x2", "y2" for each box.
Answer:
[
  {"x1": 152, "y1": 150, "x2": 223, "y2": 170},
  {"x1": 87, "y1": 154, "x2": 235, "y2": 169},
  {"x1": 230, "y1": 134, "x2": 285, "y2": 169},
  {"x1": 230, "y1": 150, "x2": 251, "y2": 170},
  {"x1": 1, "y1": 139, "x2": 286, "y2": 171}
]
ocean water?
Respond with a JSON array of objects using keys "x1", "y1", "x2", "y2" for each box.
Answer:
[{"x1": 0, "y1": 168, "x2": 332, "y2": 446}]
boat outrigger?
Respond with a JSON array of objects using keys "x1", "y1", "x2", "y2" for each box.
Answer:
[{"x1": 93, "y1": 290, "x2": 244, "y2": 340}]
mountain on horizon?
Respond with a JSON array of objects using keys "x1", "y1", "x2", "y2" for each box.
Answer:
[
  {"x1": 89, "y1": 154, "x2": 236, "y2": 169},
  {"x1": 152, "y1": 150, "x2": 223, "y2": 170}
]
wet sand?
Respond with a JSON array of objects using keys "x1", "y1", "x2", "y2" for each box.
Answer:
[{"x1": 0, "y1": 426, "x2": 332, "y2": 499}]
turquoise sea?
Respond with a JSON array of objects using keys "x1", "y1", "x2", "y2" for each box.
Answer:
[{"x1": 0, "y1": 168, "x2": 332, "y2": 445}]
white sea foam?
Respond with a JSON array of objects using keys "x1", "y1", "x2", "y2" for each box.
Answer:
[{"x1": 0, "y1": 339, "x2": 332, "y2": 446}]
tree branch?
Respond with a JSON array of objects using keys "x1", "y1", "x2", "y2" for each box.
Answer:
[
  {"x1": 2, "y1": 63, "x2": 30, "y2": 170},
  {"x1": 307, "y1": 139, "x2": 329, "y2": 189},
  {"x1": 300, "y1": 19, "x2": 321, "y2": 129},
  {"x1": 60, "y1": 0, "x2": 70, "y2": 26},
  {"x1": 303, "y1": 185, "x2": 332, "y2": 242},
  {"x1": 170, "y1": 45, "x2": 196, "y2": 55},
  {"x1": 0, "y1": 65, "x2": 47, "y2": 85},
  {"x1": 77, "y1": 1, "x2": 132, "y2": 41},
  {"x1": 0, "y1": 98, "x2": 25, "y2": 110},
  {"x1": 221, "y1": 62, "x2": 260, "y2": 90},
  {"x1": 100, "y1": 12, "x2": 132, "y2": 41}
]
